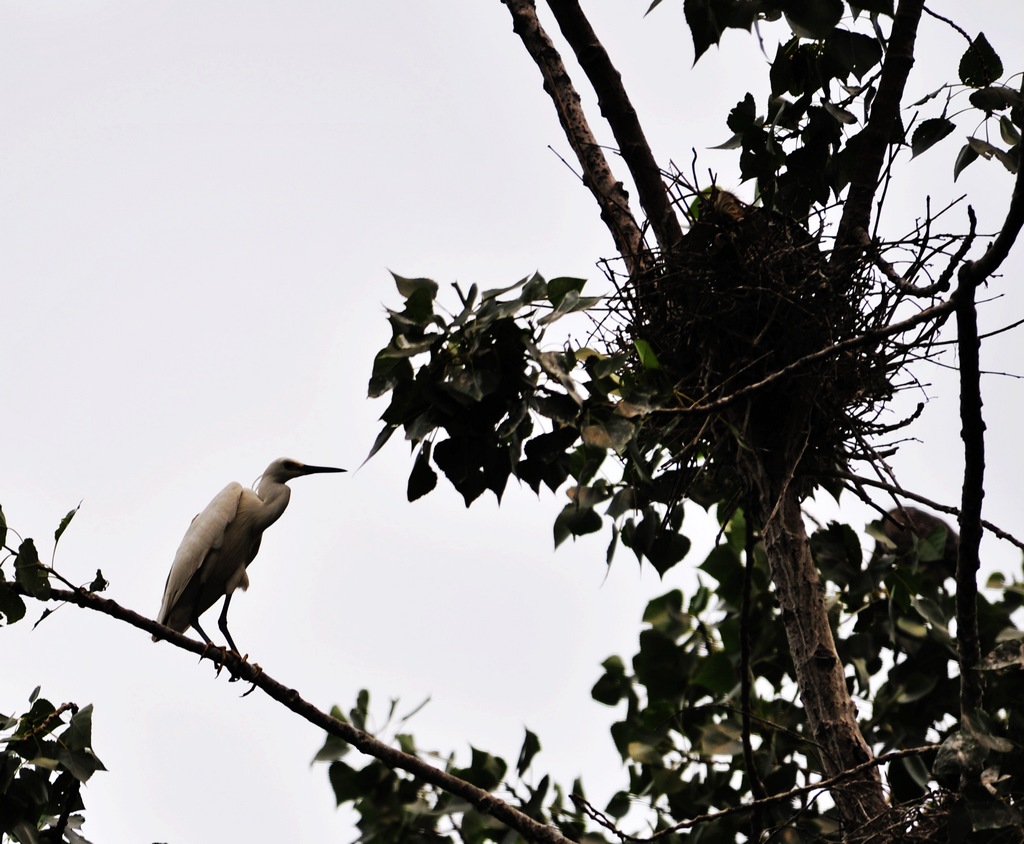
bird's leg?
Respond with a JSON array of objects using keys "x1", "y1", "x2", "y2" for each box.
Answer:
[
  {"x1": 193, "y1": 619, "x2": 229, "y2": 677},
  {"x1": 217, "y1": 594, "x2": 249, "y2": 681}
]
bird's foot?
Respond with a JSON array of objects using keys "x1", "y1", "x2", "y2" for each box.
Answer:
[
  {"x1": 226, "y1": 652, "x2": 250, "y2": 683},
  {"x1": 198, "y1": 642, "x2": 231, "y2": 677},
  {"x1": 240, "y1": 663, "x2": 263, "y2": 698}
]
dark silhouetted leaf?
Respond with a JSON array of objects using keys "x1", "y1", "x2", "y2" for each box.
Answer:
[
  {"x1": 783, "y1": 0, "x2": 843, "y2": 39},
  {"x1": 0, "y1": 582, "x2": 26, "y2": 625},
  {"x1": 969, "y1": 86, "x2": 1023, "y2": 113},
  {"x1": 825, "y1": 29, "x2": 882, "y2": 79},
  {"x1": 391, "y1": 272, "x2": 439, "y2": 301},
  {"x1": 911, "y1": 118, "x2": 955, "y2": 157},
  {"x1": 54, "y1": 503, "x2": 81, "y2": 545},
  {"x1": 517, "y1": 728, "x2": 541, "y2": 776},
  {"x1": 407, "y1": 443, "x2": 438, "y2": 502},
  {"x1": 15, "y1": 539, "x2": 49, "y2": 600},
  {"x1": 959, "y1": 33, "x2": 1002, "y2": 88},
  {"x1": 554, "y1": 501, "x2": 603, "y2": 547},
  {"x1": 954, "y1": 142, "x2": 979, "y2": 180}
]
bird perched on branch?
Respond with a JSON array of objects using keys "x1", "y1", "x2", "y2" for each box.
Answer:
[
  {"x1": 874, "y1": 506, "x2": 959, "y2": 580},
  {"x1": 154, "y1": 458, "x2": 345, "y2": 653}
]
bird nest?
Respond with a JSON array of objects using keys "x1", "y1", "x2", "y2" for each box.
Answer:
[{"x1": 613, "y1": 190, "x2": 906, "y2": 503}]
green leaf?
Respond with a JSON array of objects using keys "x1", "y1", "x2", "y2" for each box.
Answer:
[
  {"x1": 452, "y1": 747, "x2": 507, "y2": 791},
  {"x1": 959, "y1": 33, "x2": 1003, "y2": 88},
  {"x1": 362, "y1": 425, "x2": 398, "y2": 465},
  {"x1": 633, "y1": 339, "x2": 661, "y2": 370},
  {"x1": 999, "y1": 115, "x2": 1021, "y2": 146},
  {"x1": 591, "y1": 656, "x2": 629, "y2": 706},
  {"x1": 516, "y1": 728, "x2": 541, "y2": 776},
  {"x1": 390, "y1": 272, "x2": 439, "y2": 301},
  {"x1": 967, "y1": 136, "x2": 1019, "y2": 173},
  {"x1": 683, "y1": 0, "x2": 760, "y2": 63},
  {"x1": 15, "y1": 540, "x2": 50, "y2": 600},
  {"x1": 954, "y1": 142, "x2": 980, "y2": 180},
  {"x1": 312, "y1": 707, "x2": 351, "y2": 763},
  {"x1": 693, "y1": 651, "x2": 736, "y2": 695},
  {"x1": 54, "y1": 503, "x2": 81, "y2": 545},
  {"x1": 646, "y1": 531, "x2": 691, "y2": 576},
  {"x1": 0, "y1": 504, "x2": 7, "y2": 549},
  {"x1": 911, "y1": 118, "x2": 955, "y2": 158},
  {"x1": 546, "y1": 276, "x2": 587, "y2": 307},
  {"x1": 553, "y1": 501, "x2": 603, "y2": 547}
]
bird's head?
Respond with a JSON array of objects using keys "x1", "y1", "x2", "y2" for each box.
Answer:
[{"x1": 261, "y1": 458, "x2": 346, "y2": 485}]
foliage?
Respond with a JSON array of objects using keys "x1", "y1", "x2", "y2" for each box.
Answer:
[
  {"x1": 3, "y1": 2, "x2": 1024, "y2": 843},
  {"x1": 353, "y1": 2, "x2": 1024, "y2": 841},
  {"x1": 0, "y1": 688, "x2": 104, "y2": 844},
  {"x1": 367, "y1": 271, "x2": 696, "y2": 573},
  {"x1": 1, "y1": 507, "x2": 107, "y2": 844},
  {"x1": 313, "y1": 693, "x2": 594, "y2": 844}
]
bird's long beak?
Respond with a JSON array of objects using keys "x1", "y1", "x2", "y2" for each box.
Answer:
[{"x1": 299, "y1": 464, "x2": 346, "y2": 476}]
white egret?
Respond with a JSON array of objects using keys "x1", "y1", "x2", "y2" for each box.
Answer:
[{"x1": 154, "y1": 458, "x2": 345, "y2": 654}]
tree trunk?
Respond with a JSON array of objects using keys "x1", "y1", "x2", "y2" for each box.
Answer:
[{"x1": 744, "y1": 450, "x2": 890, "y2": 835}]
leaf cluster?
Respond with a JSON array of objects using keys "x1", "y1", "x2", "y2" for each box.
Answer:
[
  {"x1": 314, "y1": 691, "x2": 595, "y2": 844},
  {"x1": 367, "y1": 273, "x2": 702, "y2": 574},
  {"x1": 0, "y1": 689, "x2": 104, "y2": 844}
]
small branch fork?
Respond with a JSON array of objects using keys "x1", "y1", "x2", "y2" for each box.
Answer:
[
  {"x1": 572, "y1": 745, "x2": 939, "y2": 842},
  {"x1": 37, "y1": 587, "x2": 575, "y2": 844}
]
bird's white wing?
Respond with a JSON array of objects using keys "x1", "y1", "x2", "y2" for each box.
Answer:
[{"x1": 156, "y1": 482, "x2": 243, "y2": 628}]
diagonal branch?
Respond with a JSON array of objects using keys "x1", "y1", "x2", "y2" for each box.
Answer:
[
  {"x1": 835, "y1": 0, "x2": 927, "y2": 256},
  {"x1": 35, "y1": 586, "x2": 574, "y2": 844},
  {"x1": 543, "y1": 0, "x2": 684, "y2": 254},
  {"x1": 502, "y1": 0, "x2": 648, "y2": 277}
]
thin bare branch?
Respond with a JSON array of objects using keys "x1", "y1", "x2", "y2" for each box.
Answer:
[{"x1": 837, "y1": 471, "x2": 1024, "y2": 553}]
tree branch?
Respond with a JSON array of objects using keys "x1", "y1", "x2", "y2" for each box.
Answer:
[
  {"x1": 37, "y1": 586, "x2": 575, "y2": 844},
  {"x1": 837, "y1": 470, "x2": 1024, "y2": 554},
  {"x1": 543, "y1": 0, "x2": 684, "y2": 255},
  {"x1": 502, "y1": 0, "x2": 649, "y2": 278},
  {"x1": 574, "y1": 745, "x2": 938, "y2": 841},
  {"x1": 835, "y1": 0, "x2": 926, "y2": 256},
  {"x1": 950, "y1": 121, "x2": 1024, "y2": 718}
]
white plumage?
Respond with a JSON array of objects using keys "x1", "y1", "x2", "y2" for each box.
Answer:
[{"x1": 154, "y1": 458, "x2": 344, "y2": 652}]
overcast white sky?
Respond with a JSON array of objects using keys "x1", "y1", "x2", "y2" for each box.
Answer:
[{"x1": 3, "y1": 2, "x2": 1023, "y2": 841}]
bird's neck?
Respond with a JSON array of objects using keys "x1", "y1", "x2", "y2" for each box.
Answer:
[{"x1": 255, "y1": 482, "x2": 292, "y2": 528}]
